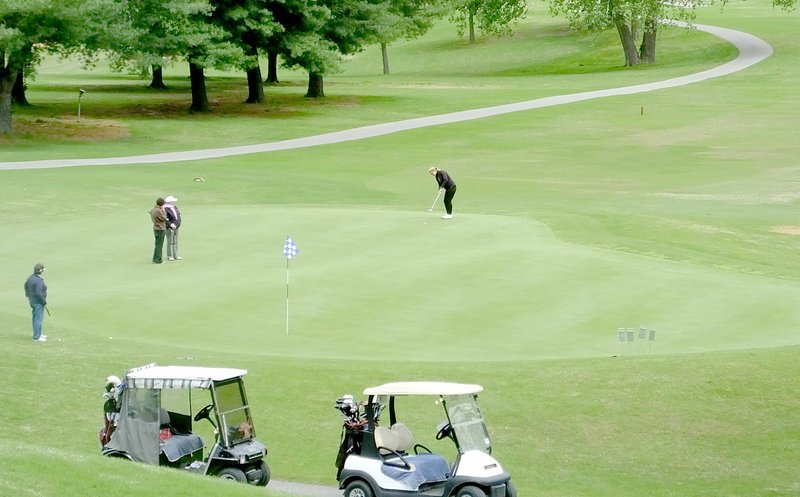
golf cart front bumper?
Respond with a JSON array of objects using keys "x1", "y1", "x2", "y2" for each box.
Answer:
[
  {"x1": 215, "y1": 439, "x2": 267, "y2": 464},
  {"x1": 450, "y1": 472, "x2": 513, "y2": 497}
]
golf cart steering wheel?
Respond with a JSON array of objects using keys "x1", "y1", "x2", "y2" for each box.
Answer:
[
  {"x1": 194, "y1": 404, "x2": 214, "y2": 422},
  {"x1": 435, "y1": 422, "x2": 452, "y2": 440}
]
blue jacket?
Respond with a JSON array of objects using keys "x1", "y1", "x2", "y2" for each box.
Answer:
[
  {"x1": 164, "y1": 204, "x2": 181, "y2": 229},
  {"x1": 24, "y1": 273, "x2": 47, "y2": 306}
]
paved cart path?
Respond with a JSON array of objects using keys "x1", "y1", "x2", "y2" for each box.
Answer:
[
  {"x1": 0, "y1": 23, "x2": 772, "y2": 171},
  {"x1": 269, "y1": 480, "x2": 342, "y2": 497}
]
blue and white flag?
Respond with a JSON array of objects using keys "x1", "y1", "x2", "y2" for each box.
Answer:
[{"x1": 283, "y1": 236, "x2": 299, "y2": 259}]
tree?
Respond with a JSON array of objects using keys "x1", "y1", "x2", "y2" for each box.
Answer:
[
  {"x1": 12, "y1": 69, "x2": 29, "y2": 106},
  {"x1": 1, "y1": 3, "x2": 63, "y2": 133},
  {"x1": 150, "y1": 63, "x2": 167, "y2": 90},
  {"x1": 115, "y1": 0, "x2": 244, "y2": 112},
  {"x1": 1, "y1": 0, "x2": 130, "y2": 134},
  {"x1": 308, "y1": 0, "x2": 386, "y2": 96},
  {"x1": 372, "y1": 0, "x2": 444, "y2": 75},
  {"x1": 771, "y1": 0, "x2": 797, "y2": 7},
  {"x1": 549, "y1": 0, "x2": 699, "y2": 65},
  {"x1": 184, "y1": 27, "x2": 245, "y2": 112},
  {"x1": 265, "y1": 0, "x2": 336, "y2": 94},
  {"x1": 727, "y1": 0, "x2": 796, "y2": 8},
  {"x1": 209, "y1": 0, "x2": 280, "y2": 103},
  {"x1": 262, "y1": 0, "x2": 325, "y2": 84},
  {"x1": 107, "y1": 0, "x2": 217, "y2": 91},
  {"x1": 447, "y1": 0, "x2": 528, "y2": 44},
  {"x1": 265, "y1": 50, "x2": 280, "y2": 83},
  {"x1": 280, "y1": 0, "x2": 381, "y2": 98},
  {"x1": 549, "y1": 0, "x2": 797, "y2": 67},
  {"x1": 280, "y1": 29, "x2": 340, "y2": 98}
]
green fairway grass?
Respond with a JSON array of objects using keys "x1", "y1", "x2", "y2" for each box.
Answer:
[
  {"x1": 2, "y1": 204, "x2": 799, "y2": 361},
  {"x1": 1, "y1": 1, "x2": 800, "y2": 496}
]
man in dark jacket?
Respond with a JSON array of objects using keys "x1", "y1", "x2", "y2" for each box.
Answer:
[{"x1": 24, "y1": 263, "x2": 48, "y2": 342}]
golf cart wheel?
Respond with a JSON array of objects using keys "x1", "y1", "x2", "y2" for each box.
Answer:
[
  {"x1": 254, "y1": 461, "x2": 271, "y2": 486},
  {"x1": 505, "y1": 481, "x2": 517, "y2": 497},
  {"x1": 344, "y1": 480, "x2": 374, "y2": 497},
  {"x1": 456, "y1": 485, "x2": 487, "y2": 497},
  {"x1": 217, "y1": 467, "x2": 247, "y2": 482}
]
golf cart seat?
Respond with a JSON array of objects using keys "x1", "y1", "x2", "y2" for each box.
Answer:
[
  {"x1": 390, "y1": 423, "x2": 415, "y2": 451},
  {"x1": 375, "y1": 425, "x2": 450, "y2": 490},
  {"x1": 374, "y1": 426, "x2": 401, "y2": 456},
  {"x1": 374, "y1": 423, "x2": 414, "y2": 455},
  {"x1": 159, "y1": 409, "x2": 204, "y2": 463}
]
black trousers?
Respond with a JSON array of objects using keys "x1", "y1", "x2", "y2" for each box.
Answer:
[{"x1": 443, "y1": 186, "x2": 457, "y2": 215}]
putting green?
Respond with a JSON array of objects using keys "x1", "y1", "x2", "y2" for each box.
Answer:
[{"x1": 3, "y1": 205, "x2": 797, "y2": 362}]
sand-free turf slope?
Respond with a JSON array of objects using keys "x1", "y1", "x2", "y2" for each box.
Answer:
[{"x1": 2, "y1": 205, "x2": 797, "y2": 362}]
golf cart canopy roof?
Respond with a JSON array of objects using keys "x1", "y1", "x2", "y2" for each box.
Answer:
[
  {"x1": 125, "y1": 364, "x2": 248, "y2": 389},
  {"x1": 363, "y1": 382, "x2": 483, "y2": 397}
]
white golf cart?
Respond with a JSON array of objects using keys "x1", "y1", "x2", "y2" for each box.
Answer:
[
  {"x1": 100, "y1": 363, "x2": 270, "y2": 486},
  {"x1": 334, "y1": 382, "x2": 515, "y2": 497}
]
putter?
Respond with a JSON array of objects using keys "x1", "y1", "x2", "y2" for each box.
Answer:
[
  {"x1": 45, "y1": 306, "x2": 51, "y2": 317},
  {"x1": 427, "y1": 190, "x2": 442, "y2": 211}
]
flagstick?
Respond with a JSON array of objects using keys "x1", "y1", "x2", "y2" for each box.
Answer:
[
  {"x1": 282, "y1": 235, "x2": 299, "y2": 336},
  {"x1": 286, "y1": 257, "x2": 290, "y2": 335}
]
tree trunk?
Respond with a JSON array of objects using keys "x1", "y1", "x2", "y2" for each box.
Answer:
[
  {"x1": 246, "y1": 64, "x2": 264, "y2": 103},
  {"x1": 615, "y1": 18, "x2": 641, "y2": 66},
  {"x1": 188, "y1": 62, "x2": 210, "y2": 112},
  {"x1": 640, "y1": 19, "x2": 657, "y2": 64},
  {"x1": 0, "y1": 68, "x2": 17, "y2": 134},
  {"x1": 150, "y1": 65, "x2": 167, "y2": 89},
  {"x1": 468, "y1": 9, "x2": 476, "y2": 44},
  {"x1": 381, "y1": 42, "x2": 390, "y2": 75},
  {"x1": 12, "y1": 70, "x2": 29, "y2": 106},
  {"x1": 266, "y1": 51, "x2": 279, "y2": 83},
  {"x1": 305, "y1": 72, "x2": 325, "y2": 98}
]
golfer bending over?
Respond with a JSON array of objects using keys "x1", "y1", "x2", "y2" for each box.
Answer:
[{"x1": 428, "y1": 166, "x2": 457, "y2": 219}]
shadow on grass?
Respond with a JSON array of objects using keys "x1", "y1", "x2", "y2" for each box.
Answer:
[
  {"x1": 5, "y1": 88, "x2": 396, "y2": 143},
  {"x1": 31, "y1": 77, "x2": 307, "y2": 94}
]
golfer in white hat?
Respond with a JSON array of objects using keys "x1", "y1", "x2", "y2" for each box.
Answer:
[{"x1": 164, "y1": 195, "x2": 182, "y2": 261}]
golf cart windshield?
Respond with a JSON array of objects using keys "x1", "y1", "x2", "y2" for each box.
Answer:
[
  {"x1": 445, "y1": 394, "x2": 491, "y2": 454},
  {"x1": 214, "y1": 378, "x2": 255, "y2": 447}
]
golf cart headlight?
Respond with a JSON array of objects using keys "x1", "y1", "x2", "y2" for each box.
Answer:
[{"x1": 239, "y1": 455, "x2": 247, "y2": 464}]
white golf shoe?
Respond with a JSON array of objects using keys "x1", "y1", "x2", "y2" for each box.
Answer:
[{"x1": 441, "y1": 214, "x2": 453, "y2": 219}]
